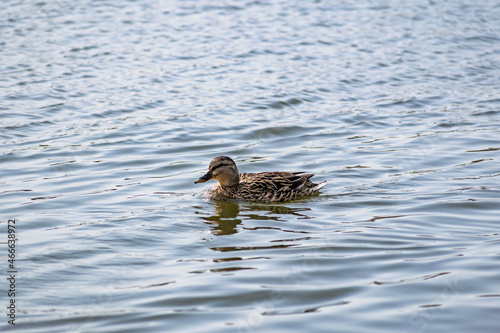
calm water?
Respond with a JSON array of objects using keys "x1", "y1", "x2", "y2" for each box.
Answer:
[{"x1": 1, "y1": 0, "x2": 499, "y2": 332}]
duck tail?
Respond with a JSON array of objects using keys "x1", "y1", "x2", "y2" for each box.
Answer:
[{"x1": 313, "y1": 180, "x2": 328, "y2": 191}]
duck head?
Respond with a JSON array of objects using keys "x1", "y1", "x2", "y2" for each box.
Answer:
[{"x1": 194, "y1": 156, "x2": 240, "y2": 187}]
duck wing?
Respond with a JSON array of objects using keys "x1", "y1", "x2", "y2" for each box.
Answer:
[
  {"x1": 281, "y1": 173, "x2": 315, "y2": 190},
  {"x1": 241, "y1": 172, "x2": 314, "y2": 190},
  {"x1": 236, "y1": 172, "x2": 325, "y2": 202}
]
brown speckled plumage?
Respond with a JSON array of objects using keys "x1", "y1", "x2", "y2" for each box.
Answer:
[{"x1": 194, "y1": 156, "x2": 327, "y2": 202}]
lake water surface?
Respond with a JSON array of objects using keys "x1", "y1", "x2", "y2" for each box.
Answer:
[{"x1": 1, "y1": 0, "x2": 499, "y2": 332}]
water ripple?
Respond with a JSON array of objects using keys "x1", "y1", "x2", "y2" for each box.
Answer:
[{"x1": 2, "y1": 0, "x2": 500, "y2": 332}]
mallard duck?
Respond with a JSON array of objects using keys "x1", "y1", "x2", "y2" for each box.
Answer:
[{"x1": 194, "y1": 156, "x2": 327, "y2": 202}]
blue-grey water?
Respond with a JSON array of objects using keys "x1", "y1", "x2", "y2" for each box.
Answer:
[{"x1": 1, "y1": 0, "x2": 499, "y2": 332}]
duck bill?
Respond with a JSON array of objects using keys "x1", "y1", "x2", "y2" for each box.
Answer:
[{"x1": 194, "y1": 170, "x2": 213, "y2": 184}]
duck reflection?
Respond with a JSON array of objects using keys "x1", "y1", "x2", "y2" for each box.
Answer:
[
  {"x1": 201, "y1": 200, "x2": 242, "y2": 236},
  {"x1": 198, "y1": 200, "x2": 312, "y2": 236}
]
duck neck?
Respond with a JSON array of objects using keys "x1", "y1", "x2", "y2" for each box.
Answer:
[{"x1": 222, "y1": 174, "x2": 239, "y2": 187}]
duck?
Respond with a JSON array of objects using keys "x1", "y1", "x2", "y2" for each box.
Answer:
[{"x1": 194, "y1": 156, "x2": 327, "y2": 202}]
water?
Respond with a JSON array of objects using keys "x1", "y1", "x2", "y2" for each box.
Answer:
[{"x1": 1, "y1": 0, "x2": 499, "y2": 332}]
